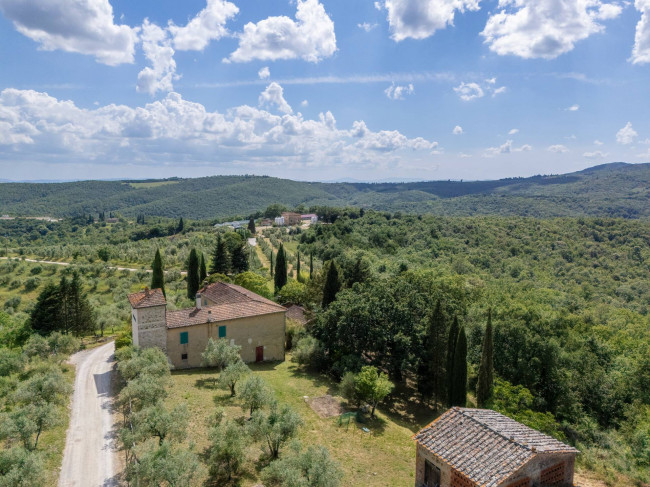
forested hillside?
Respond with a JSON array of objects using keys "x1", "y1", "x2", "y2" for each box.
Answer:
[{"x1": 1, "y1": 162, "x2": 649, "y2": 220}]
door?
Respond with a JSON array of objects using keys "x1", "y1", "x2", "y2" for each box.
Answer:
[
  {"x1": 424, "y1": 460, "x2": 441, "y2": 487},
  {"x1": 256, "y1": 346, "x2": 264, "y2": 362}
]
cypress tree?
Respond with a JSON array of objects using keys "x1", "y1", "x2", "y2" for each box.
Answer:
[
  {"x1": 248, "y1": 218, "x2": 256, "y2": 234},
  {"x1": 321, "y1": 260, "x2": 341, "y2": 308},
  {"x1": 199, "y1": 253, "x2": 207, "y2": 283},
  {"x1": 296, "y1": 252, "x2": 302, "y2": 282},
  {"x1": 151, "y1": 249, "x2": 165, "y2": 296},
  {"x1": 177, "y1": 217, "x2": 184, "y2": 233},
  {"x1": 450, "y1": 326, "x2": 468, "y2": 407},
  {"x1": 446, "y1": 315, "x2": 460, "y2": 406},
  {"x1": 59, "y1": 276, "x2": 70, "y2": 334},
  {"x1": 476, "y1": 309, "x2": 494, "y2": 407},
  {"x1": 417, "y1": 300, "x2": 446, "y2": 407},
  {"x1": 68, "y1": 272, "x2": 95, "y2": 336},
  {"x1": 309, "y1": 253, "x2": 313, "y2": 279},
  {"x1": 211, "y1": 234, "x2": 230, "y2": 274},
  {"x1": 231, "y1": 241, "x2": 249, "y2": 274},
  {"x1": 187, "y1": 248, "x2": 200, "y2": 298},
  {"x1": 274, "y1": 244, "x2": 287, "y2": 293},
  {"x1": 270, "y1": 250, "x2": 274, "y2": 277}
]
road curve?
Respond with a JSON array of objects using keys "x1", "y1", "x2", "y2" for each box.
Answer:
[{"x1": 59, "y1": 341, "x2": 118, "y2": 487}]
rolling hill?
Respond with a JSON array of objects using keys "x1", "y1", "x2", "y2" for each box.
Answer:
[{"x1": 1, "y1": 163, "x2": 649, "y2": 220}]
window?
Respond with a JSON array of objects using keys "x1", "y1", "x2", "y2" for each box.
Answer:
[
  {"x1": 181, "y1": 353, "x2": 188, "y2": 361},
  {"x1": 218, "y1": 325, "x2": 226, "y2": 338},
  {"x1": 180, "y1": 331, "x2": 188, "y2": 344},
  {"x1": 424, "y1": 460, "x2": 441, "y2": 487},
  {"x1": 203, "y1": 298, "x2": 207, "y2": 306}
]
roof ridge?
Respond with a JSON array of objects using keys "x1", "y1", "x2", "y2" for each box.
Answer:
[{"x1": 456, "y1": 408, "x2": 534, "y2": 454}]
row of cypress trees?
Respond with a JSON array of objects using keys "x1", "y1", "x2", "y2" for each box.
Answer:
[{"x1": 417, "y1": 305, "x2": 494, "y2": 409}]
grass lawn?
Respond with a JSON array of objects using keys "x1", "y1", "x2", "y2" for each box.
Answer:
[{"x1": 167, "y1": 358, "x2": 430, "y2": 486}]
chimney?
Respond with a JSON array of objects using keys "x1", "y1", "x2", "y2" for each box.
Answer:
[{"x1": 196, "y1": 293, "x2": 202, "y2": 309}]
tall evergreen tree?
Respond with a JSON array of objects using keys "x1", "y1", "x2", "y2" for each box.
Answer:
[
  {"x1": 248, "y1": 218, "x2": 256, "y2": 234},
  {"x1": 274, "y1": 244, "x2": 287, "y2": 293},
  {"x1": 450, "y1": 326, "x2": 468, "y2": 407},
  {"x1": 446, "y1": 315, "x2": 460, "y2": 406},
  {"x1": 151, "y1": 249, "x2": 165, "y2": 296},
  {"x1": 68, "y1": 272, "x2": 95, "y2": 336},
  {"x1": 309, "y1": 253, "x2": 313, "y2": 279},
  {"x1": 59, "y1": 276, "x2": 71, "y2": 334},
  {"x1": 296, "y1": 252, "x2": 302, "y2": 282},
  {"x1": 177, "y1": 217, "x2": 184, "y2": 233},
  {"x1": 476, "y1": 309, "x2": 495, "y2": 407},
  {"x1": 321, "y1": 260, "x2": 341, "y2": 309},
  {"x1": 199, "y1": 253, "x2": 207, "y2": 283},
  {"x1": 30, "y1": 283, "x2": 60, "y2": 335},
  {"x1": 187, "y1": 249, "x2": 200, "y2": 299},
  {"x1": 231, "y1": 242, "x2": 249, "y2": 274},
  {"x1": 417, "y1": 300, "x2": 446, "y2": 407},
  {"x1": 211, "y1": 234, "x2": 230, "y2": 274},
  {"x1": 270, "y1": 250, "x2": 274, "y2": 277}
]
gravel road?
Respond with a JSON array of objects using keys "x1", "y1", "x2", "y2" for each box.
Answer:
[{"x1": 59, "y1": 341, "x2": 118, "y2": 487}]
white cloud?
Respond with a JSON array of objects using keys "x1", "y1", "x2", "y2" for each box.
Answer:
[
  {"x1": 454, "y1": 82, "x2": 484, "y2": 101},
  {"x1": 594, "y1": 139, "x2": 604, "y2": 145},
  {"x1": 0, "y1": 0, "x2": 138, "y2": 65},
  {"x1": 508, "y1": 128, "x2": 519, "y2": 135},
  {"x1": 358, "y1": 22, "x2": 378, "y2": 32},
  {"x1": 168, "y1": 0, "x2": 238, "y2": 51},
  {"x1": 485, "y1": 77, "x2": 496, "y2": 84},
  {"x1": 385, "y1": 83, "x2": 415, "y2": 100},
  {"x1": 547, "y1": 144, "x2": 569, "y2": 153},
  {"x1": 0, "y1": 88, "x2": 438, "y2": 169},
  {"x1": 259, "y1": 82, "x2": 293, "y2": 114},
  {"x1": 453, "y1": 125, "x2": 463, "y2": 135},
  {"x1": 492, "y1": 86, "x2": 507, "y2": 96},
  {"x1": 227, "y1": 0, "x2": 337, "y2": 63},
  {"x1": 566, "y1": 104, "x2": 580, "y2": 111},
  {"x1": 258, "y1": 67, "x2": 271, "y2": 80},
  {"x1": 380, "y1": 0, "x2": 481, "y2": 41},
  {"x1": 584, "y1": 150, "x2": 608, "y2": 158},
  {"x1": 484, "y1": 139, "x2": 531, "y2": 156},
  {"x1": 137, "y1": 20, "x2": 177, "y2": 96},
  {"x1": 616, "y1": 122, "x2": 638, "y2": 144},
  {"x1": 632, "y1": 0, "x2": 650, "y2": 63},
  {"x1": 301, "y1": 100, "x2": 309, "y2": 107},
  {"x1": 481, "y1": 0, "x2": 622, "y2": 59}
]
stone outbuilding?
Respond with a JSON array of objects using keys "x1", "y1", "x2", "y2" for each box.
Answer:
[
  {"x1": 128, "y1": 282, "x2": 286, "y2": 368},
  {"x1": 413, "y1": 407, "x2": 579, "y2": 487}
]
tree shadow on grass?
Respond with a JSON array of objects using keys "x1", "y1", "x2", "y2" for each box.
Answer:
[
  {"x1": 285, "y1": 363, "x2": 339, "y2": 396},
  {"x1": 381, "y1": 379, "x2": 441, "y2": 433}
]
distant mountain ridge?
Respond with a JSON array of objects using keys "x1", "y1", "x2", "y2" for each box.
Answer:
[{"x1": 1, "y1": 163, "x2": 649, "y2": 220}]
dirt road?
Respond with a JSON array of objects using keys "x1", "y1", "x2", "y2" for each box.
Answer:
[
  {"x1": 59, "y1": 341, "x2": 118, "y2": 487},
  {"x1": 0, "y1": 256, "x2": 186, "y2": 275}
]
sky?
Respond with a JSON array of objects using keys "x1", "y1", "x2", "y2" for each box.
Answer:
[{"x1": 0, "y1": 0, "x2": 649, "y2": 182}]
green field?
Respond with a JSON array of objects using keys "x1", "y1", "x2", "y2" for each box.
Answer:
[{"x1": 166, "y1": 358, "x2": 420, "y2": 486}]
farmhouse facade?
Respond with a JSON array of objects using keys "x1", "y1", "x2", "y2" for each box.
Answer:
[
  {"x1": 128, "y1": 282, "x2": 286, "y2": 368},
  {"x1": 413, "y1": 407, "x2": 578, "y2": 487}
]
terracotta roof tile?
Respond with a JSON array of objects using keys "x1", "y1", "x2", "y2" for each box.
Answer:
[
  {"x1": 168, "y1": 281, "x2": 285, "y2": 329},
  {"x1": 413, "y1": 408, "x2": 578, "y2": 487},
  {"x1": 128, "y1": 288, "x2": 166, "y2": 309},
  {"x1": 285, "y1": 304, "x2": 310, "y2": 325}
]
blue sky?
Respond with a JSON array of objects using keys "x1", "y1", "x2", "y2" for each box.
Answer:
[{"x1": 0, "y1": 0, "x2": 649, "y2": 182}]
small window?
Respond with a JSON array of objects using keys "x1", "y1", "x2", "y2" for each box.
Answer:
[
  {"x1": 180, "y1": 331, "x2": 188, "y2": 344},
  {"x1": 181, "y1": 353, "x2": 188, "y2": 361},
  {"x1": 218, "y1": 325, "x2": 226, "y2": 338},
  {"x1": 203, "y1": 298, "x2": 207, "y2": 306}
]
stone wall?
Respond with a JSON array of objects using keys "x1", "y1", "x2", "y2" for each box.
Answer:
[
  {"x1": 133, "y1": 305, "x2": 167, "y2": 352},
  {"x1": 415, "y1": 443, "x2": 452, "y2": 487}
]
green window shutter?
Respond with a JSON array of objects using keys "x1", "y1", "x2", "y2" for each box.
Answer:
[
  {"x1": 218, "y1": 325, "x2": 226, "y2": 338},
  {"x1": 180, "y1": 331, "x2": 188, "y2": 344}
]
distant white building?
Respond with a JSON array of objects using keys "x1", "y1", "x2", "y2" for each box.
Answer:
[
  {"x1": 274, "y1": 216, "x2": 285, "y2": 226},
  {"x1": 214, "y1": 220, "x2": 248, "y2": 229},
  {"x1": 301, "y1": 213, "x2": 318, "y2": 224}
]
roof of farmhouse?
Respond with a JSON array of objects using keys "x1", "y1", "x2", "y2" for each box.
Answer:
[
  {"x1": 128, "y1": 288, "x2": 166, "y2": 309},
  {"x1": 414, "y1": 407, "x2": 579, "y2": 487},
  {"x1": 167, "y1": 282, "x2": 285, "y2": 329}
]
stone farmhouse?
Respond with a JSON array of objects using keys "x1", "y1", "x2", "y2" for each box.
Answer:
[
  {"x1": 128, "y1": 282, "x2": 287, "y2": 368},
  {"x1": 413, "y1": 407, "x2": 578, "y2": 487}
]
